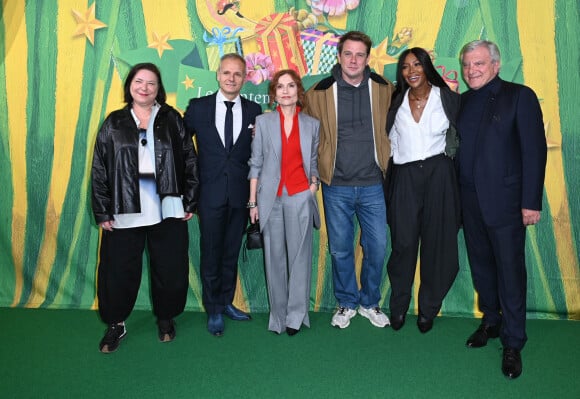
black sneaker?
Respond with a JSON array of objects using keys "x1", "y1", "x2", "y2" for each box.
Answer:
[
  {"x1": 99, "y1": 323, "x2": 126, "y2": 353},
  {"x1": 158, "y1": 319, "x2": 176, "y2": 342}
]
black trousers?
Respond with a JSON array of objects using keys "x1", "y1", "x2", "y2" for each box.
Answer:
[
  {"x1": 97, "y1": 218, "x2": 189, "y2": 324},
  {"x1": 387, "y1": 154, "x2": 460, "y2": 319},
  {"x1": 461, "y1": 188, "x2": 528, "y2": 350},
  {"x1": 198, "y1": 202, "x2": 248, "y2": 314}
]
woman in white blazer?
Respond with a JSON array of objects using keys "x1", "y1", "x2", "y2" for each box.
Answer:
[{"x1": 248, "y1": 69, "x2": 320, "y2": 336}]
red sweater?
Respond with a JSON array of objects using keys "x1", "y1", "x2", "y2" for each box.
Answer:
[{"x1": 277, "y1": 106, "x2": 309, "y2": 196}]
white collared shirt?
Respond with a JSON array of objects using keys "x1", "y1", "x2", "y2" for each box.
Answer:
[
  {"x1": 114, "y1": 104, "x2": 162, "y2": 228},
  {"x1": 390, "y1": 86, "x2": 449, "y2": 165},
  {"x1": 215, "y1": 90, "x2": 243, "y2": 148},
  {"x1": 113, "y1": 103, "x2": 185, "y2": 229}
]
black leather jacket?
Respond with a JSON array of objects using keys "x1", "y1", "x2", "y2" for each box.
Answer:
[{"x1": 91, "y1": 103, "x2": 199, "y2": 224}]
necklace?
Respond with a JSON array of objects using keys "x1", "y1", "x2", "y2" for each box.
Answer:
[{"x1": 409, "y1": 90, "x2": 431, "y2": 109}]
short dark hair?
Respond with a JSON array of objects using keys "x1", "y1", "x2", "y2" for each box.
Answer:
[
  {"x1": 268, "y1": 69, "x2": 306, "y2": 108},
  {"x1": 338, "y1": 31, "x2": 372, "y2": 55},
  {"x1": 123, "y1": 63, "x2": 167, "y2": 104},
  {"x1": 394, "y1": 47, "x2": 447, "y2": 96}
]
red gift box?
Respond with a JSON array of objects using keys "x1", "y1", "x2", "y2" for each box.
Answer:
[{"x1": 254, "y1": 13, "x2": 307, "y2": 75}]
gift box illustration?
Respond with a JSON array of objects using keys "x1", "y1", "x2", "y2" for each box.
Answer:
[
  {"x1": 254, "y1": 13, "x2": 307, "y2": 75},
  {"x1": 300, "y1": 28, "x2": 340, "y2": 75},
  {"x1": 203, "y1": 26, "x2": 244, "y2": 71}
]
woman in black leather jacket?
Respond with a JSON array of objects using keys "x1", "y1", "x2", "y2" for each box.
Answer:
[{"x1": 91, "y1": 62, "x2": 198, "y2": 353}]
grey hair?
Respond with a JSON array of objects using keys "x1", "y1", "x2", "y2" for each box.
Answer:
[
  {"x1": 460, "y1": 40, "x2": 501, "y2": 64},
  {"x1": 218, "y1": 53, "x2": 247, "y2": 73}
]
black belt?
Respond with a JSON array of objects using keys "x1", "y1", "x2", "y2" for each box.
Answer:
[{"x1": 396, "y1": 153, "x2": 446, "y2": 167}]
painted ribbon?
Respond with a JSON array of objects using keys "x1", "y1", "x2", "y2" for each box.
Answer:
[
  {"x1": 437, "y1": 65, "x2": 459, "y2": 93},
  {"x1": 203, "y1": 26, "x2": 244, "y2": 56}
]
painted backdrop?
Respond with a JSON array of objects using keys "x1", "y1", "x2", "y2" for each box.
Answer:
[{"x1": 1, "y1": 0, "x2": 578, "y2": 319}]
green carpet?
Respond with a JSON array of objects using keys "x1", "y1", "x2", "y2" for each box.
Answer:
[{"x1": 1, "y1": 308, "x2": 578, "y2": 398}]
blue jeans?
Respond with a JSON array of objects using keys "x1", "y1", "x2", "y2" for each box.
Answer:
[{"x1": 322, "y1": 183, "x2": 387, "y2": 309}]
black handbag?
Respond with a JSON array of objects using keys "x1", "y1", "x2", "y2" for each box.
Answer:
[{"x1": 246, "y1": 222, "x2": 263, "y2": 250}]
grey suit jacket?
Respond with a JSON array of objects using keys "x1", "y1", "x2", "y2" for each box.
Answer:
[{"x1": 248, "y1": 110, "x2": 321, "y2": 231}]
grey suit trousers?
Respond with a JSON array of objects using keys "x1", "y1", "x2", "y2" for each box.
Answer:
[{"x1": 262, "y1": 188, "x2": 315, "y2": 333}]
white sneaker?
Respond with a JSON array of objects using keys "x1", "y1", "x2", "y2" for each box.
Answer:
[
  {"x1": 331, "y1": 307, "x2": 357, "y2": 329},
  {"x1": 358, "y1": 306, "x2": 390, "y2": 328}
]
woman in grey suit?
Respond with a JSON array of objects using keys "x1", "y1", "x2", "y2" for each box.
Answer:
[{"x1": 248, "y1": 69, "x2": 321, "y2": 336}]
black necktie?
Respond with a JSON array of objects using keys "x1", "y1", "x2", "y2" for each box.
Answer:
[{"x1": 224, "y1": 101, "x2": 235, "y2": 152}]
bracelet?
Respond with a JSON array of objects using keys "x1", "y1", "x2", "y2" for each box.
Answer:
[
  {"x1": 246, "y1": 201, "x2": 257, "y2": 209},
  {"x1": 311, "y1": 179, "x2": 320, "y2": 187}
]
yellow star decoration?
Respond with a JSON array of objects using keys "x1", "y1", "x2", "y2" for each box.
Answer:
[
  {"x1": 181, "y1": 75, "x2": 195, "y2": 90},
  {"x1": 72, "y1": 2, "x2": 107, "y2": 45},
  {"x1": 148, "y1": 32, "x2": 173, "y2": 58},
  {"x1": 368, "y1": 37, "x2": 397, "y2": 74}
]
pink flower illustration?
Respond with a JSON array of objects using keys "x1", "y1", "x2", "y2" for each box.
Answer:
[
  {"x1": 245, "y1": 53, "x2": 275, "y2": 85},
  {"x1": 306, "y1": 0, "x2": 360, "y2": 16}
]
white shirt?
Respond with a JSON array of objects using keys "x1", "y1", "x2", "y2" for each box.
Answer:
[
  {"x1": 113, "y1": 103, "x2": 185, "y2": 229},
  {"x1": 215, "y1": 90, "x2": 243, "y2": 148},
  {"x1": 390, "y1": 86, "x2": 449, "y2": 165},
  {"x1": 114, "y1": 104, "x2": 162, "y2": 228}
]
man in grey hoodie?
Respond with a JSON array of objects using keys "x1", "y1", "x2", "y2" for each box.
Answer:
[{"x1": 304, "y1": 31, "x2": 395, "y2": 329}]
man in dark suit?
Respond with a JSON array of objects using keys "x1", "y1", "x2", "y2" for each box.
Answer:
[
  {"x1": 457, "y1": 40, "x2": 547, "y2": 379},
  {"x1": 184, "y1": 53, "x2": 262, "y2": 336}
]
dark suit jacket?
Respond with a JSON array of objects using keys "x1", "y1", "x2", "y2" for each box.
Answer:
[
  {"x1": 458, "y1": 78, "x2": 547, "y2": 227},
  {"x1": 183, "y1": 93, "x2": 262, "y2": 208}
]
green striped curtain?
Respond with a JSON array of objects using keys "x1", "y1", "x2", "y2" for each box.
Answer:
[{"x1": 0, "y1": 0, "x2": 578, "y2": 319}]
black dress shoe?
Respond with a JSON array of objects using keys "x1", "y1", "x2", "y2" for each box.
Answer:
[
  {"x1": 207, "y1": 313, "x2": 224, "y2": 336},
  {"x1": 466, "y1": 324, "x2": 500, "y2": 348},
  {"x1": 417, "y1": 315, "x2": 433, "y2": 333},
  {"x1": 390, "y1": 314, "x2": 406, "y2": 331},
  {"x1": 502, "y1": 348, "x2": 522, "y2": 379},
  {"x1": 224, "y1": 304, "x2": 252, "y2": 321},
  {"x1": 286, "y1": 327, "x2": 299, "y2": 336},
  {"x1": 157, "y1": 319, "x2": 176, "y2": 342}
]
